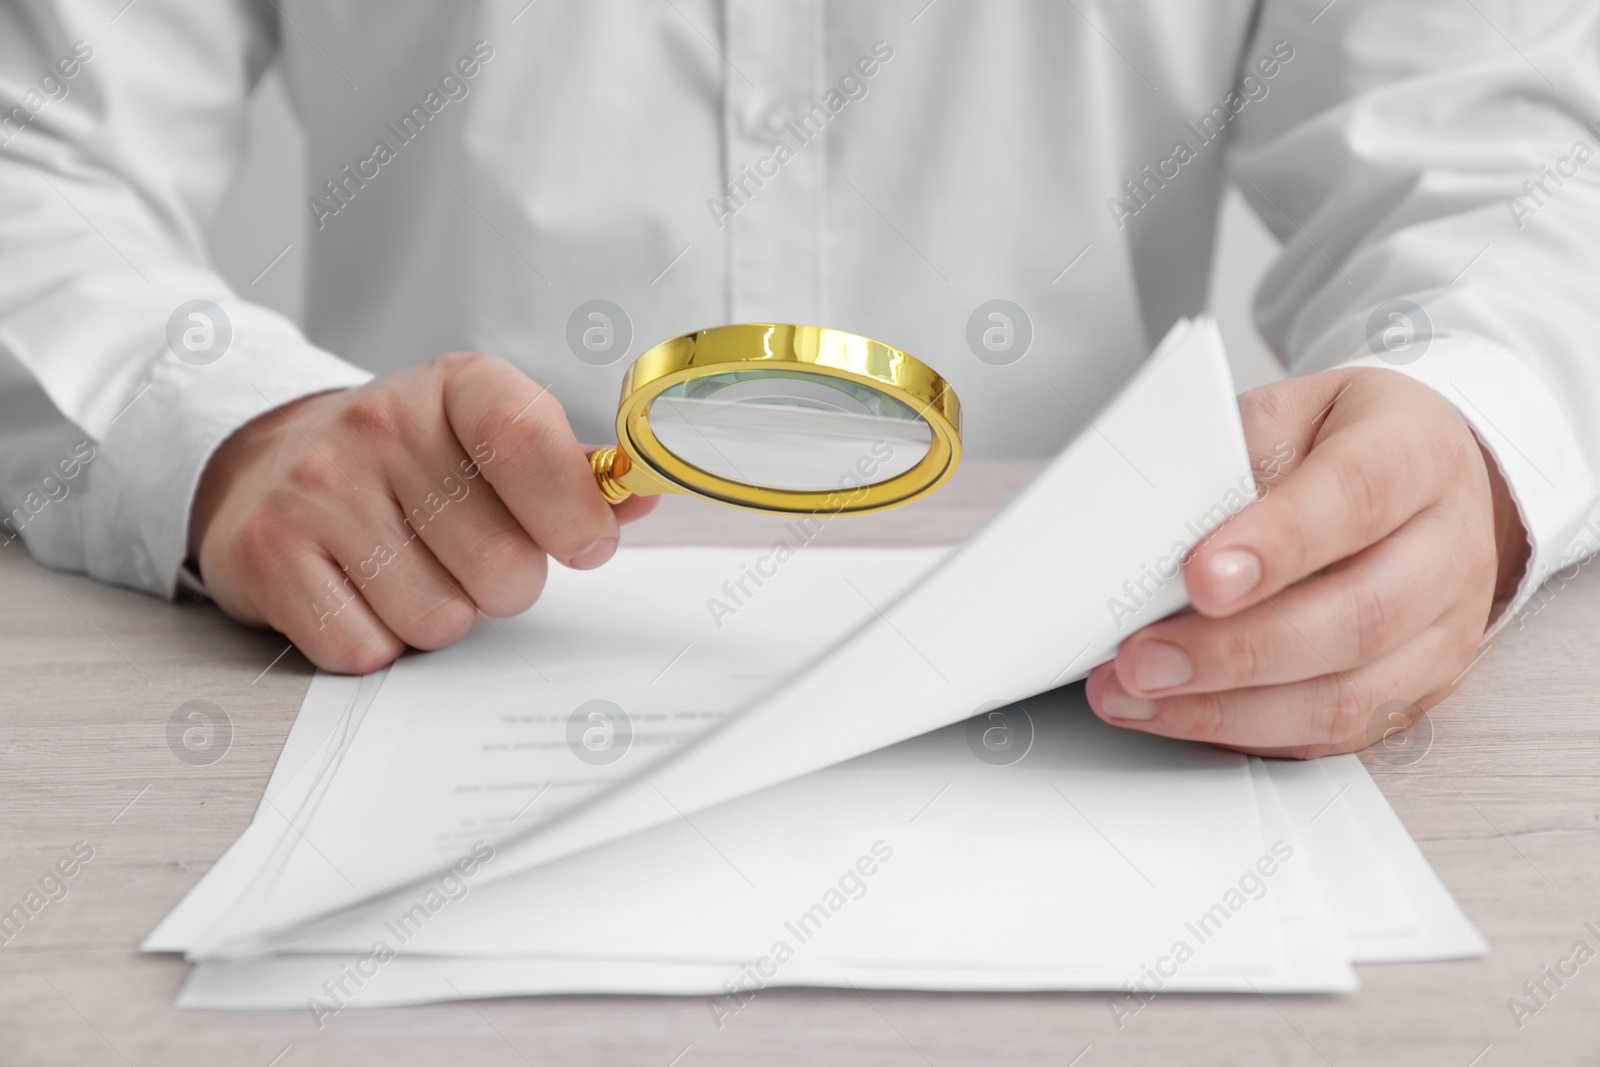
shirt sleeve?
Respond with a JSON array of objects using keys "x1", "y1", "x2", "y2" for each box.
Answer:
[
  {"x1": 1230, "y1": 0, "x2": 1600, "y2": 633},
  {"x1": 0, "y1": 0, "x2": 372, "y2": 598}
]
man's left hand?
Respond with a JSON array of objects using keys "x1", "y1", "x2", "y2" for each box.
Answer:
[{"x1": 1086, "y1": 367, "x2": 1529, "y2": 758}]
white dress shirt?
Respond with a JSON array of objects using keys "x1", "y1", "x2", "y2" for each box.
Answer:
[{"x1": 2, "y1": 0, "x2": 1597, "y2": 632}]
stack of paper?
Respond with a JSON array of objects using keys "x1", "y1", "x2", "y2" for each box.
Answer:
[{"x1": 146, "y1": 319, "x2": 1484, "y2": 1010}]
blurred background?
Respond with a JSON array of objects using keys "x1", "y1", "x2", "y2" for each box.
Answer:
[{"x1": 207, "y1": 69, "x2": 1288, "y2": 397}]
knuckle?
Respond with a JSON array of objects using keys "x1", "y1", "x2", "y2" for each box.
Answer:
[
  {"x1": 481, "y1": 569, "x2": 547, "y2": 617},
  {"x1": 462, "y1": 530, "x2": 548, "y2": 614},
  {"x1": 1176, "y1": 690, "x2": 1230, "y2": 741},
  {"x1": 1237, "y1": 385, "x2": 1289, "y2": 431},
  {"x1": 1335, "y1": 457, "x2": 1390, "y2": 533},
  {"x1": 317, "y1": 632, "x2": 403, "y2": 675},
  {"x1": 1259, "y1": 500, "x2": 1311, "y2": 578},
  {"x1": 1347, "y1": 579, "x2": 1400, "y2": 662},
  {"x1": 1314, "y1": 675, "x2": 1370, "y2": 749},
  {"x1": 289, "y1": 609, "x2": 404, "y2": 674},
  {"x1": 476, "y1": 387, "x2": 569, "y2": 462},
  {"x1": 338, "y1": 389, "x2": 406, "y2": 443},
  {"x1": 233, "y1": 516, "x2": 296, "y2": 569},
  {"x1": 463, "y1": 524, "x2": 540, "y2": 577},
  {"x1": 1215, "y1": 621, "x2": 1264, "y2": 687},
  {"x1": 476, "y1": 377, "x2": 566, "y2": 447},
  {"x1": 284, "y1": 453, "x2": 346, "y2": 497},
  {"x1": 397, "y1": 594, "x2": 478, "y2": 651}
]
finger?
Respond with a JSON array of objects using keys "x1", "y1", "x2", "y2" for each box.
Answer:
[
  {"x1": 255, "y1": 548, "x2": 406, "y2": 674},
  {"x1": 440, "y1": 353, "x2": 621, "y2": 569},
  {"x1": 1230, "y1": 369, "x2": 1351, "y2": 500},
  {"x1": 386, "y1": 443, "x2": 549, "y2": 618},
  {"x1": 1189, "y1": 423, "x2": 1451, "y2": 621},
  {"x1": 319, "y1": 497, "x2": 479, "y2": 652},
  {"x1": 1114, "y1": 510, "x2": 1463, "y2": 697},
  {"x1": 1087, "y1": 614, "x2": 1476, "y2": 757},
  {"x1": 612, "y1": 493, "x2": 660, "y2": 525}
]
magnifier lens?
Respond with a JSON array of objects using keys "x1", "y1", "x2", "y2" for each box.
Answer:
[{"x1": 646, "y1": 370, "x2": 933, "y2": 491}]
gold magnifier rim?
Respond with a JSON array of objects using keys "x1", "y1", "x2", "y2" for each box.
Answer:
[{"x1": 612, "y1": 323, "x2": 962, "y2": 515}]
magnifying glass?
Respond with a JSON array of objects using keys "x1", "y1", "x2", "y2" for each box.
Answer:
[{"x1": 589, "y1": 324, "x2": 962, "y2": 515}]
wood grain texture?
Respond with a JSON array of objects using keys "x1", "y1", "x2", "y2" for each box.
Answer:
[{"x1": 1, "y1": 461, "x2": 1596, "y2": 1067}]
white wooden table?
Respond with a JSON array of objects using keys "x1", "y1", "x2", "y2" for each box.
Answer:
[{"x1": 2, "y1": 461, "x2": 1596, "y2": 1066}]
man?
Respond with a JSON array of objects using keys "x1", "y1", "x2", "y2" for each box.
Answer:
[{"x1": 2, "y1": 1, "x2": 1596, "y2": 758}]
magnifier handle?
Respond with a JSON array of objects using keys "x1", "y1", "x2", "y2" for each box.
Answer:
[{"x1": 589, "y1": 447, "x2": 634, "y2": 505}]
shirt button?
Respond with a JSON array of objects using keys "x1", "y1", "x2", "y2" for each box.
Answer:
[{"x1": 739, "y1": 95, "x2": 789, "y2": 141}]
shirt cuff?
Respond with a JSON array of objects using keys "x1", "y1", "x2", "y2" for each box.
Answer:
[
  {"x1": 90, "y1": 302, "x2": 373, "y2": 598},
  {"x1": 1338, "y1": 335, "x2": 1600, "y2": 639}
]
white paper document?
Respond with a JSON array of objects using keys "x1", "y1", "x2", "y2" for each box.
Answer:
[
  {"x1": 147, "y1": 318, "x2": 1485, "y2": 1007},
  {"x1": 177, "y1": 684, "x2": 1361, "y2": 1007},
  {"x1": 171, "y1": 679, "x2": 1480, "y2": 1009}
]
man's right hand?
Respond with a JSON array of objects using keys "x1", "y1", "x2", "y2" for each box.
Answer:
[{"x1": 188, "y1": 351, "x2": 657, "y2": 673}]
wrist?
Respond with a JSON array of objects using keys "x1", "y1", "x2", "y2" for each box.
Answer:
[
  {"x1": 187, "y1": 389, "x2": 342, "y2": 561},
  {"x1": 1480, "y1": 439, "x2": 1531, "y2": 612}
]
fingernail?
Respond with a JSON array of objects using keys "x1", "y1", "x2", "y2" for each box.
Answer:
[
  {"x1": 1210, "y1": 548, "x2": 1262, "y2": 606},
  {"x1": 1103, "y1": 676, "x2": 1159, "y2": 721},
  {"x1": 1132, "y1": 640, "x2": 1193, "y2": 692},
  {"x1": 569, "y1": 536, "x2": 617, "y2": 569}
]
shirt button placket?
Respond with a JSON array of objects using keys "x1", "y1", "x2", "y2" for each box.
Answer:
[{"x1": 720, "y1": 0, "x2": 826, "y2": 325}]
